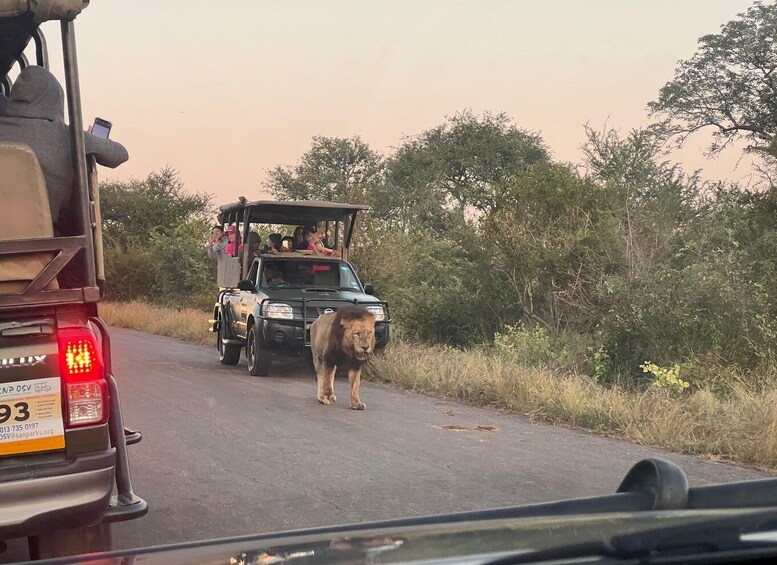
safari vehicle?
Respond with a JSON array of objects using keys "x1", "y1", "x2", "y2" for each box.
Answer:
[
  {"x1": 211, "y1": 200, "x2": 390, "y2": 376},
  {"x1": 27, "y1": 457, "x2": 777, "y2": 564},
  {"x1": 0, "y1": 1, "x2": 146, "y2": 559}
]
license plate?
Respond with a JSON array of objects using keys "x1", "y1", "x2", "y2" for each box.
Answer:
[{"x1": 0, "y1": 377, "x2": 65, "y2": 456}]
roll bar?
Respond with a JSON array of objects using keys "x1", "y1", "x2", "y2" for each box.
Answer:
[
  {"x1": 217, "y1": 200, "x2": 367, "y2": 278},
  {"x1": 61, "y1": 19, "x2": 96, "y2": 288},
  {"x1": 0, "y1": 12, "x2": 101, "y2": 308}
]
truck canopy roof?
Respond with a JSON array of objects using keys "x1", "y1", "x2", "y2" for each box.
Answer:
[
  {"x1": 0, "y1": 0, "x2": 88, "y2": 78},
  {"x1": 218, "y1": 199, "x2": 369, "y2": 226},
  {"x1": 0, "y1": 0, "x2": 87, "y2": 21}
]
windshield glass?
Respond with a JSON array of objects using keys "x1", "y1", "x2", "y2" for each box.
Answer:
[{"x1": 260, "y1": 260, "x2": 360, "y2": 290}]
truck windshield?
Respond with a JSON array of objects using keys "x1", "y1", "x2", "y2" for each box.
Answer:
[{"x1": 260, "y1": 260, "x2": 362, "y2": 291}]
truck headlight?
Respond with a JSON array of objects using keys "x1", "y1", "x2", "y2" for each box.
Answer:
[
  {"x1": 265, "y1": 303, "x2": 294, "y2": 319},
  {"x1": 365, "y1": 305, "x2": 385, "y2": 321}
]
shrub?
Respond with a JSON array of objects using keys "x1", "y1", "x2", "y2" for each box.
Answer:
[{"x1": 641, "y1": 361, "x2": 690, "y2": 395}]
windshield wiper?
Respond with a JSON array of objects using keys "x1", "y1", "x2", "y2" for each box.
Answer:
[{"x1": 482, "y1": 509, "x2": 777, "y2": 564}]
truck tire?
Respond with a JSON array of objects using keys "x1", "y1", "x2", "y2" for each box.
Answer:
[
  {"x1": 218, "y1": 322, "x2": 241, "y2": 366},
  {"x1": 304, "y1": 347, "x2": 315, "y2": 371},
  {"x1": 247, "y1": 324, "x2": 271, "y2": 376},
  {"x1": 29, "y1": 523, "x2": 112, "y2": 559}
]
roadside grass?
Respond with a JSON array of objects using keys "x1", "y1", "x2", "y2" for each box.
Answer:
[
  {"x1": 367, "y1": 342, "x2": 777, "y2": 472},
  {"x1": 100, "y1": 301, "x2": 214, "y2": 346},
  {"x1": 101, "y1": 301, "x2": 777, "y2": 472}
]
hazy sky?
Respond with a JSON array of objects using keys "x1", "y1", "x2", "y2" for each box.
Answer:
[{"x1": 37, "y1": 1, "x2": 762, "y2": 204}]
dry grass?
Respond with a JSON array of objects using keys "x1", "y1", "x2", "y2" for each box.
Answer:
[
  {"x1": 100, "y1": 301, "x2": 777, "y2": 472},
  {"x1": 366, "y1": 342, "x2": 777, "y2": 472},
  {"x1": 100, "y1": 301, "x2": 214, "y2": 346}
]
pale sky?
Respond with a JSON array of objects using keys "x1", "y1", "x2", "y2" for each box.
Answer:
[{"x1": 36, "y1": 1, "x2": 763, "y2": 204}]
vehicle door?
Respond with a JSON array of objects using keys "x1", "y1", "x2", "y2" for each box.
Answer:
[{"x1": 234, "y1": 259, "x2": 260, "y2": 339}]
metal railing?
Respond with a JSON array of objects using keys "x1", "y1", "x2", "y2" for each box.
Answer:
[
  {"x1": 90, "y1": 316, "x2": 148, "y2": 522},
  {"x1": 0, "y1": 235, "x2": 99, "y2": 309}
]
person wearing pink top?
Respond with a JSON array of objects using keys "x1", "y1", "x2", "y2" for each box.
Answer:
[{"x1": 224, "y1": 224, "x2": 240, "y2": 256}]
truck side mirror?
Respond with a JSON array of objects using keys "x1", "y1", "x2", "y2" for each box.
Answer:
[
  {"x1": 238, "y1": 279, "x2": 255, "y2": 293},
  {"x1": 364, "y1": 283, "x2": 374, "y2": 295}
]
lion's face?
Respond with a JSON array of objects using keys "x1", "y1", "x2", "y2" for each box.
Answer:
[{"x1": 342, "y1": 317, "x2": 376, "y2": 362}]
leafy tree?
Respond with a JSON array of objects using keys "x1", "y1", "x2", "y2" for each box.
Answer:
[
  {"x1": 144, "y1": 218, "x2": 217, "y2": 309},
  {"x1": 407, "y1": 110, "x2": 550, "y2": 214},
  {"x1": 103, "y1": 220, "x2": 217, "y2": 310},
  {"x1": 482, "y1": 163, "x2": 618, "y2": 332},
  {"x1": 264, "y1": 136, "x2": 383, "y2": 203},
  {"x1": 582, "y1": 126, "x2": 698, "y2": 280},
  {"x1": 599, "y1": 247, "x2": 776, "y2": 376},
  {"x1": 101, "y1": 167, "x2": 212, "y2": 246},
  {"x1": 103, "y1": 240, "x2": 154, "y2": 302},
  {"x1": 368, "y1": 141, "x2": 454, "y2": 234},
  {"x1": 579, "y1": 127, "x2": 777, "y2": 378},
  {"x1": 100, "y1": 168, "x2": 216, "y2": 307},
  {"x1": 351, "y1": 227, "x2": 498, "y2": 345},
  {"x1": 649, "y1": 1, "x2": 777, "y2": 159}
]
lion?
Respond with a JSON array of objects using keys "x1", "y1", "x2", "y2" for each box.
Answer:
[{"x1": 310, "y1": 305, "x2": 376, "y2": 410}]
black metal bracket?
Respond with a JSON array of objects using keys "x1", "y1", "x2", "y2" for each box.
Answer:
[
  {"x1": 0, "y1": 236, "x2": 95, "y2": 309},
  {"x1": 89, "y1": 316, "x2": 148, "y2": 520}
]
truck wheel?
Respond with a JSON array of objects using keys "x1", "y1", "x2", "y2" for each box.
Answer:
[
  {"x1": 304, "y1": 347, "x2": 315, "y2": 370},
  {"x1": 218, "y1": 323, "x2": 241, "y2": 366},
  {"x1": 29, "y1": 523, "x2": 112, "y2": 559},
  {"x1": 247, "y1": 324, "x2": 271, "y2": 376}
]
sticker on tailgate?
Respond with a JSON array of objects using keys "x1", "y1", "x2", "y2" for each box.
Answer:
[{"x1": 0, "y1": 377, "x2": 64, "y2": 456}]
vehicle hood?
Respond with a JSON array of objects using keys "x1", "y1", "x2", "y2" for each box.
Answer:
[
  {"x1": 6, "y1": 65, "x2": 64, "y2": 122},
  {"x1": 34, "y1": 508, "x2": 767, "y2": 565},
  {"x1": 263, "y1": 288, "x2": 380, "y2": 306}
]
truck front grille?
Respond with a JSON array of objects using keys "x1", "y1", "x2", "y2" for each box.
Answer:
[{"x1": 305, "y1": 306, "x2": 339, "y2": 320}]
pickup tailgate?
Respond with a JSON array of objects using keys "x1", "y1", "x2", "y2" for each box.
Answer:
[{"x1": 0, "y1": 317, "x2": 64, "y2": 457}]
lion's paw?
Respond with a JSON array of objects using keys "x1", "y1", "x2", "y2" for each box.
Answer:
[
  {"x1": 350, "y1": 401, "x2": 366, "y2": 410},
  {"x1": 318, "y1": 396, "x2": 333, "y2": 405}
]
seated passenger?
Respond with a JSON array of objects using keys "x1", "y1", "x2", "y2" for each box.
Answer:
[
  {"x1": 224, "y1": 224, "x2": 239, "y2": 256},
  {"x1": 323, "y1": 228, "x2": 334, "y2": 249},
  {"x1": 240, "y1": 231, "x2": 261, "y2": 261},
  {"x1": 261, "y1": 233, "x2": 282, "y2": 254},
  {"x1": 306, "y1": 229, "x2": 341, "y2": 257},
  {"x1": 263, "y1": 263, "x2": 284, "y2": 286},
  {"x1": 280, "y1": 235, "x2": 294, "y2": 252},
  {"x1": 292, "y1": 225, "x2": 308, "y2": 251},
  {"x1": 0, "y1": 66, "x2": 128, "y2": 233}
]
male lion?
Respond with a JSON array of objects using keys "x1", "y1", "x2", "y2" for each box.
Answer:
[{"x1": 310, "y1": 306, "x2": 376, "y2": 410}]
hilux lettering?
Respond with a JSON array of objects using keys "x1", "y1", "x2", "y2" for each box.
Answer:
[{"x1": 0, "y1": 355, "x2": 47, "y2": 369}]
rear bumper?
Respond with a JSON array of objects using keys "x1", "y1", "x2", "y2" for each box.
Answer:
[{"x1": 0, "y1": 449, "x2": 115, "y2": 539}]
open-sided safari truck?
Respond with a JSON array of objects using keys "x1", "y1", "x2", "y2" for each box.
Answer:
[
  {"x1": 211, "y1": 199, "x2": 390, "y2": 376},
  {"x1": 0, "y1": 1, "x2": 146, "y2": 559}
]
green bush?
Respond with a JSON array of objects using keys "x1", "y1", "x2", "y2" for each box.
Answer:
[
  {"x1": 493, "y1": 324, "x2": 594, "y2": 374},
  {"x1": 101, "y1": 168, "x2": 216, "y2": 309},
  {"x1": 641, "y1": 361, "x2": 690, "y2": 395},
  {"x1": 352, "y1": 227, "x2": 502, "y2": 346},
  {"x1": 494, "y1": 324, "x2": 555, "y2": 367}
]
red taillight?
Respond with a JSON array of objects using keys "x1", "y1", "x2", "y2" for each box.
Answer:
[
  {"x1": 62, "y1": 336, "x2": 99, "y2": 379},
  {"x1": 57, "y1": 327, "x2": 108, "y2": 427}
]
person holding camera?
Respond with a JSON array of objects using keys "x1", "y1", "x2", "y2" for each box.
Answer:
[{"x1": 207, "y1": 224, "x2": 227, "y2": 260}]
